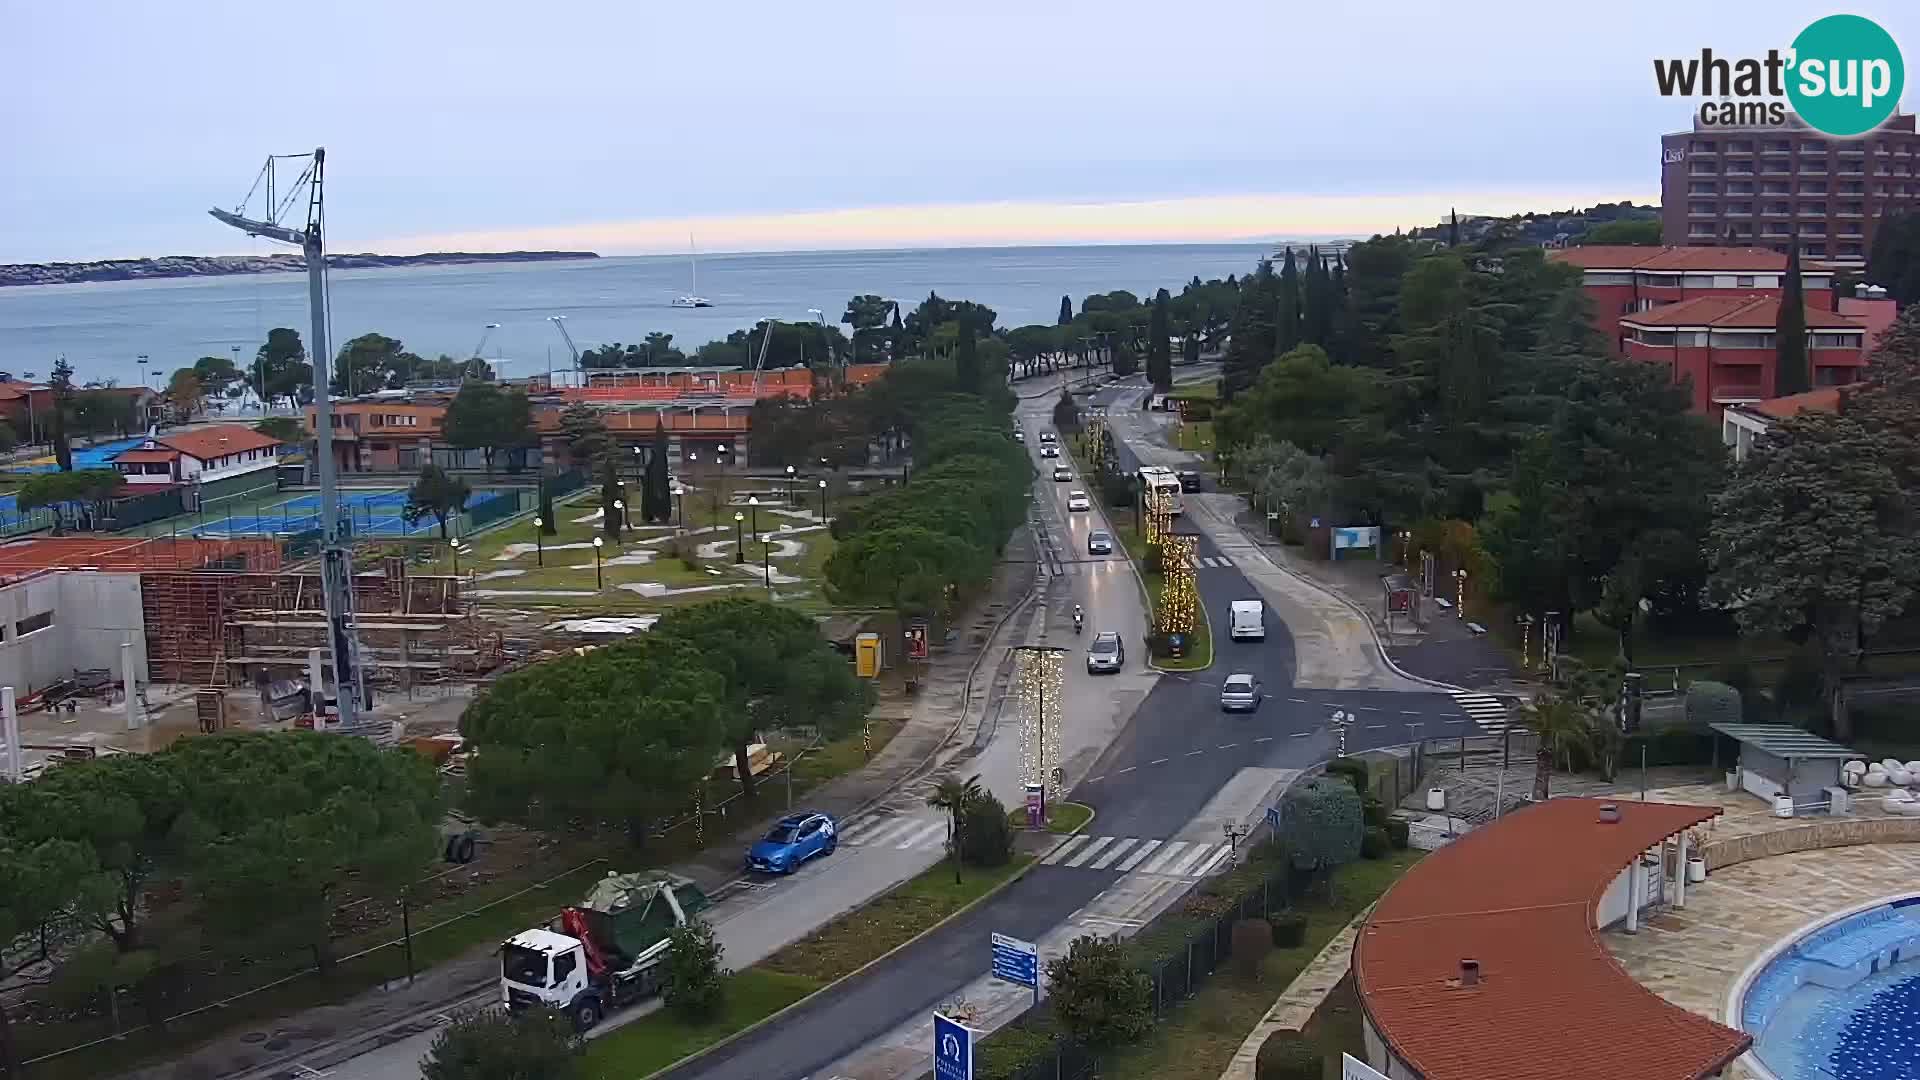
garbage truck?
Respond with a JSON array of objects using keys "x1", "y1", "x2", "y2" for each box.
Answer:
[{"x1": 500, "y1": 870, "x2": 712, "y2": 1031}]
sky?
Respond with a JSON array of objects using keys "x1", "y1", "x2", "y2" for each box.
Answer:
[{"x1": 2, "y1": 0, "x2": 1915, "y2": 262}]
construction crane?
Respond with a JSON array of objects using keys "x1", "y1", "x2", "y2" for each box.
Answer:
[
  {"x1": 549, "y1": 315, "x2": 581, "y2": 374},
  {"x1": 207, "y1": 149, "x2": 370, "y2": 731},
  {"x1": 471, "y1": 322, "x2": 501, "y2": 361},
  {"x1": 752, "y1": 317, "x2": 777, "y2": 395}
]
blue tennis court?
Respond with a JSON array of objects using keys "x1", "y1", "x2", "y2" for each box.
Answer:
[
  {"x1": 2, "y1": 436, "x2": 150, "y2": 475},
  {"x1": 188, "y1": 488, "x2": 519, "y2": 539}
]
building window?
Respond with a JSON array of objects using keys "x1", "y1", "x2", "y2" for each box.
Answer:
[
  {"x1": 1806, "y1": 244, "x2": 1827, "y2": 257},
  {"x1": 1677, "y1": 331, "x2": 1709, "y2": 346},
  {"x1": 1689, "y1": 182, "x2": 1717, "y2": 195},
  {"x1": 1801, "y1": 181, "x2": 1828, "y2": 194},
  {"x1": 1736, "y1": 275, "x2": 1756, "y2": 287},
  {"x1": 1715, "y1": 332, "x2": 1775, "y2": 348},
  {"x1": 14, "y1": 611, "x2": 53, "y2": 638},
  {"x1": 1634, "y1": 330, "x2": 1678, "y2": 346},
  {"x1": 1810, "y1": 332, "x2": 1861, "y2": 349}
]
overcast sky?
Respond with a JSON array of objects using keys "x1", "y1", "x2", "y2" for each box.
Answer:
[{"x1": 2, "y1": 1, "x2": 1914, "y2": 261}]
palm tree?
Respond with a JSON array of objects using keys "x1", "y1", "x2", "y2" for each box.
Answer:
[
  {"x1": 926, "y1": 774, "x2": 983, "y2": 884},
  {"x1": 1516, "y1": 691, "x2": 1594, "y2": 802}
]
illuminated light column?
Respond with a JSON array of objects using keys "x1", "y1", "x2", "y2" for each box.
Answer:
[{"x1": 1014, "y1": 646, "x2": 1067, "y2": 803}]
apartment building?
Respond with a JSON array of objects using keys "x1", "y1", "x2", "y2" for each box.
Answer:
[
  {"x1": 1550, "y1": 245, "x2": 1835, "y2": 353},
  {"x1": 1618, "y1": 295, "x2": 1868, "y2": 414},
  {"x1": 1660, "y1": 112, "x2": 1920, "y2": 267}
]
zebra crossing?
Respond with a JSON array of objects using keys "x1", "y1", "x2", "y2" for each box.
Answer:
[
  {"x1": 836, "y1": 814, "x2": 951, "y2": 852},
  {"x1": 1450, "y1": 690, "x2": 1514, "y2": 735},
  {"x1": 1038, "y1": 835, "x2": 1236, "y2": 879},
  {"x1": 1051, "y1": 554, "x2": 1242, "y2": 574}
]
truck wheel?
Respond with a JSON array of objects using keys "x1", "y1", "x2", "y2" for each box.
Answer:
[
  {"x1": 452, "y1": 834, "x2": 477, "y2": 864},
  {"x1": 572, "y1": 997, "x2": 602, "y2": 1032}
]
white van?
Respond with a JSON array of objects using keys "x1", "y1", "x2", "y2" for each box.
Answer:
[{"x1": 1229, "y1": 599, "x2": 1265, "y2": 641}]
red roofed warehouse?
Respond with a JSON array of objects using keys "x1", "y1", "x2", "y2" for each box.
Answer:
[
  {"x1": 1354, "y1": 797, "x2": 1749, "y2": 1080},
  {"x1": 111, "y1": 424, "x2": 287, "y2": 504}
]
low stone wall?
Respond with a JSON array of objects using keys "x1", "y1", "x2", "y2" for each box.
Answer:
[{"x1": 1702, "y1": 815, "x2": 1920, "y2": 871}]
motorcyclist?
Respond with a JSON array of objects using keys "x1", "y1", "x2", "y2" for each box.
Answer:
[{"x1": 1073, "y1": 604, "x2": 1084, "y2": 633}]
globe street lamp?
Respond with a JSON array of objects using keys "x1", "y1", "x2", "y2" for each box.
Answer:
[
  {"x1": 1329, "y1": 709, "x2": 1354, "y2": 757},
  {"x1": 613, "y1": 498, "x2": 626, "y2": 530},
  {"x1": 817, "y1": 478, "x2": 828, "y2": 522},
  {"x1": 747, "y1": 495, "x2": 760, "y2": 557},
  {"x1": 532, "y1": 515, "x2": 545, "y2": 567},
  {"x1": 784, "y1": 463, "x2": 796, "y2": 505},
  {"x1": 713, "y1": 443, "x2": 730, "y2": 518},
  {"x1": 670, "y1": 481, "x2": 685, "y2": 531},
  {"x1": 592, "y1": 535, "x2": 605, "y2": 589},
  {"x1": 450, "y1": 538, "x2": 469, "y2": 577},
  {"x1": 733, "y1": 511, "x2": 746, "y2": 563}
]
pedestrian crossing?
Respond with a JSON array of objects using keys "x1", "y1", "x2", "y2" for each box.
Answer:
[
  {"x1": 837, "y1": 815, "x2": 951, "y2": 851},
  {"x1": 1038, "y1": 835, "x2": 1237, "y2": 880},
  {"x1": 1051, "y1": 554, "x2": 1244, "y2": 574},
  {"x1": 1450, "y1": 690, "x2": 1514, "y2": 735}
]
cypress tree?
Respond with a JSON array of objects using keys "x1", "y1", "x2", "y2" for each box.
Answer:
[
  {"x1": 1448, "y1": 208, "x2": 1461, "y2": 248},
  {"x1": 1276, "y1": 248, "x2": 1303, "y2": 355},
  {"x1": 956, "y1": 321, "x2": 981, "y2": 390},
  {"x1": 538, "y1": 478, "x2": 556, "y2": 535},
  {"x1": 600, "y1": 454, "x2": 622, "y2": 543},
  {"x1": 1222, "y1": 261, "x2": 1278, "y2": 399},
  {"x1": 1775, "y1": 245, "x2": 1810, "y2": 396},
  {"x1": 1058, "y1": 295, "x2": 1074, "y2": 325},
  {"x1": 646, "y1": 417, "x2": 672, "y2": 522},
  {"x1": 1149, "y1": 289, "x2": 1172, "y2": 390}
]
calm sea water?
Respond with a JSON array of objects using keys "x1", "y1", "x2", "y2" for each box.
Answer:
[{"x1": 0, "y1": 244, "x2": 1269, "y2": 388}]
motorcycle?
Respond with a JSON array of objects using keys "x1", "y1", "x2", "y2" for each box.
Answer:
[{"x1": 1073, "y1": 611, "x2": 1084, "y2": 635}]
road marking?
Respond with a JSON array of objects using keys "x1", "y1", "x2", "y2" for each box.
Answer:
[
  {"x1": 1288, "y1": 697, "x2": 1308, "y2": 703},
  {"x1": 1359, "y1": 706, "x2": 1382, "y2": 712},
  {"x1": 1086, "y1": 775, "x2": 1106, "y2": 783},
  {"x1": 852, "y1": 818, "x2": 917, "y2": 847},
  {"x1": 1399, "y1": 710, "x2": 1425, "y2": 716},
  {"x1": 1253, "y1": 736, "x2": 1273, "y2": 743},
  {"x1": 1136, "y1": 841, "x2": 1189, "y2": 875},
  {"x1": 1364, "y1": 724, "x2": 1386, "y2": 730},
  {"x1": 1444, "y1": 719, "x2": 1466, "y2": 725},
  {"x1": 1166, "y1": 843, "x2": 1222, "y2": 876},
  {"x1": 1116, "y1": 839, "x2": 1162, "y2": 872},
  {"x1": 1218, "y1": 743, "x2": 1238, "y2": 750},
  {"x1": 1042, "y1": 835, "x2": 1092, "y2": 865},
  {"x1": 1090, "y1": 838, "x2": 1137, "y2": 870},
  {"x1": 1186, "y1": 749, "x2": 1205, "y2": 756},
  {"x1": 1118, "y1": 766, "x2": 1137, "y2": 774},
  {"x1": 1195, "y1": 844, "x2": 1236, "y2": 877},
  {"x1": 1291, "y1": 731, "x2": 1311, "y2": 738},
  {"x1": 898, "y1": 820, "x2": 948, "y2": 850},
  {"x1": 1150, "y1": 757, "x2": 1170, "y2": 765},
  {"x1": 1065, "y1": 836, "x2": 1115, "y2": 868}
]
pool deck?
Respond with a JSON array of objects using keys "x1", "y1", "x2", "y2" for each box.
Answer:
[{"x1": 1603, "y1": 782, "x2": 1920, "y2": 1080}]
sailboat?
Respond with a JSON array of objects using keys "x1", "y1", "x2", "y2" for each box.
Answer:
[{"x1": 673, "y1": 235, "x2": 713, "y2": 308}]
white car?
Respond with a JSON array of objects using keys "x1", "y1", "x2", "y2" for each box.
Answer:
[
  {"x1": 1040, "y1": 445, "x2": 1058, "y2": 458},
  {"x1": 1067, "y1": 491, "x2": 1091, "y2": 512}
]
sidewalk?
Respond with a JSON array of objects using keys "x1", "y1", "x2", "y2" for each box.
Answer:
[{"x1": 123, "y1": 538, "x2": 1042, "y2": 1080}]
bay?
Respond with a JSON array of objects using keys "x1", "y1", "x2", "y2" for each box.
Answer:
[{"x1": 0, "y1": 243, "x2": 1270, "y2": 388}]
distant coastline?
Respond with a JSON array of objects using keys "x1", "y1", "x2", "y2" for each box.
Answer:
[{"x1": 0, "y1": 250, "x2": 599, "y2": 288}]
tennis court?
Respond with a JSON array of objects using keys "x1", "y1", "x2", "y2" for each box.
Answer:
[
  {"x1": 188, "y1": 487, "x2": 521, "y2": 539},
  {"x1": 2, "y1": 436, "x2": 150, "y2": 476}
]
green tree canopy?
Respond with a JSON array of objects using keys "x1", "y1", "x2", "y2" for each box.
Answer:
[
  {"x1": 403, "y1": 463, "x2": 473, "y2": 539},
  {"x1": 1216, "y1": 345, "x2": 1379, "y2": 457},
  {"x1": 421, "y1": 1008, "x2": 581, "y2": 1080},
  {"x1": 253, "y1": 327, "x2": 312, "y2": 410},
  {"x1": 443, "y1": 380, "x2": 534, "y2": 476},
  {"x1": 1282, "y1": 775, "x2": 1362, "y2": 876},
  {"x1": 1046, "y1": 934, "x2": 1153, "y2": 1046}
]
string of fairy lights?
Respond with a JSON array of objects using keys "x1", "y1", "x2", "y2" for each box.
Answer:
[
  {"x1": 1157, "y1": 534, "x2": 1198, "y2": 637},
  {"x1": 1015, "y1": 646, "x2": 1065, "y2": 802}
]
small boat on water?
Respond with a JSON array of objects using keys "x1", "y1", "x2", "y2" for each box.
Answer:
[{"x1": 673, "y1": 235, "x2": 712, "y2": 307}]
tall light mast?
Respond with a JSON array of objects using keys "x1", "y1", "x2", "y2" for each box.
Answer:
[{"x1": 209, "y1": 148, "x2": 369, "y2": 729}]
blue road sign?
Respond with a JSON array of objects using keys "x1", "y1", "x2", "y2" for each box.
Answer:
[
  {"x1": 1266, "y1": 805, "x2": 1282, "y2": 831},
  {"x1": 991, "y1": 932, "x2": 1039, "y2": 990},
  {"x1": 933, "y1": 1011, "x2": 973, "y2": 1080}
]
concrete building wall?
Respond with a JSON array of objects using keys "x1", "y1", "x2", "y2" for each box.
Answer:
[{"x1": 0, "y1": 572, "x2": 147, "y2": 695}]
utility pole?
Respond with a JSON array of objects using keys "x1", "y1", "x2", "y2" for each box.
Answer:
[{"x1": 210, "y1": 149, "x2": 368, "y2": 729}]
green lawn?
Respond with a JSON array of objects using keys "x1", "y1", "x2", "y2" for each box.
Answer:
[
  {"x1": 1011, "y1": 801, "x2": 1093, "y2": 835},
  {"x1": 1175, "y1": 421, "x2": 1215, "y2": 453},
  {"x1": 1167, "y1": 383, "x2": 1218, "y2": 401},
  {"x1": 580, "y1": 969, "x2": 821, "y2": 1079},
  {"x1": 982, "y1": 850, "x2": 1420, "y2": 1080}
]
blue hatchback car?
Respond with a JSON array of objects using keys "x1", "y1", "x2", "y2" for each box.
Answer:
[{"x1": 746, "y1": 811, "x2": 838, "y2": 874}]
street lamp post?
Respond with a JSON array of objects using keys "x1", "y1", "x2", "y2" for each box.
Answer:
[
  {"x1": 137, "y1": 354, "x2": 150, "y2": 395},
  {"x1": 592, "y1": 535, "x2": 605, "y2": 589},
  {"x1": 733, "y1": 511, "x2": 745, "y2": 563},
  {"x1": 817, "y1": 478, "x2": 828, "y2": 522},
  {"x1": 1453, "y1": 569, "x2": 1467, "y2": 619},
  {"x1": 532, "y1": 516, "x2": 545, "y2": 567},
  {"x1": 450, "y1": 538, "x2": 469, "y2": 577},
  {"x1": 714, "y1": 443, "x2": 730, "y2": 518},
  {"x1": 784, "y1": 464, "x2": 795, "y2": 506},
  {"x1": 1330, "y1": 709, "x2": 1354, "y2": 757},
  {"x1": 670, "y1": 482, "x2": 685, "y2": 531},
  {"x1": 747, "y1": 496, "x2": 760, "y2": 556},
  {"x1": 613, "y1": 498, "x2": 627, "y2": 531}
]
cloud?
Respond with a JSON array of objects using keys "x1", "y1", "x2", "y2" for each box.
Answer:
[{"x1": 368, "y1": 188, "x2": 1654, "y2": 256}]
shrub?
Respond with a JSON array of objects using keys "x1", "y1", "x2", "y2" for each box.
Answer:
[
  {"x1": 1323, "y1": 756, "x2": 1369, "y2": 797},
  {"x1": 1361, "y1": 827, "x2": 1390, "y2": 860},
  {"x1": 1143, "y1": 543, "x2": 1164, "y2": 574},
  {"x1": 662, "y1": 917, "x2": 727, "y2": 1022},
  {"x1": 1046, "y1": 934, "x2": 1153, "y2": 1046},
  {"x1": 1684, "y1": 680, "x2": 1742, "y2": 729},
  {"x1": 1362, "y1": 794, "x2": 1389, "y2": 830},
  {"x1": 1269, "y1": 911, "x2": 1307, "y2": 949},
  {"x1": 1282, "y1": 776, "x2": 1363, "y2": 877},
  {"x1": 1231, "y1": 918, "x2": 1273, "y2": 980},
  {"x1": 959, "y1": 791, "x2": 1014, "y2": 867},
  {"x1": 1254, "y1": 1031, "x2": 1322, "y2": 1080},
  {"x1": 422, "y1": 1007, "x2": 580, "y2": 1080},
  {"x1": 1385, "y1": 817, "x2": 1411, "y2": 849}
]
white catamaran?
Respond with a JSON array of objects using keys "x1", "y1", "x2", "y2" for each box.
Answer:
[{"x1": 673, "y1": 235, "x2": 712, "y2": 308}]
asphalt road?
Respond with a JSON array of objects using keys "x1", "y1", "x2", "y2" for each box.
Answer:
[{"x1": 667, "y1": 385, "x2": 1472, "y2": 1080}]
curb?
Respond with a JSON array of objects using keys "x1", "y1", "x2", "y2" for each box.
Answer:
[{"x1": 643, "y1": 807, "x2": 1095, "y2": 1079}]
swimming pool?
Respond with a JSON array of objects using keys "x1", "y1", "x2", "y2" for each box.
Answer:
[{"x1": 1735, "y1": 895, "x2": 1920, "y2": 1079}]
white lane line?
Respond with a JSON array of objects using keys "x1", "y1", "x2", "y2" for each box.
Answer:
[
  {"x1": 1166, "y1": 843, "x2": 1221, "y2": 876},
  {"x1": 1444, "y1": 719, "x2": 1466, "y2": 725},
  {"x1": 1253, "y1": 736, "x2": 1274, "y2": 743},
  {"x1": 898, "y1": 820, "x2": 948, "y2": 850},
  {"x1": 1359, "y1": 706, "x2": 1382, "y2": 712},
  {"x1": 1090, "y1": 839, "x2": 1138, "y2": 870},
  {"x1": 1186, "y1": 749, "x2": 1205, "y2": 756},
  {"x1": 1399, "y1": 710, "x2": 1424, "y2": 716},
  {"x1": 1288, "y1": 697, "x2": 1308, "y2": 703},
  {"x1": 1042, "y1": 835, "x2": 1092, "y2": 865},
  {"x1": 1087, "y1": 775, "x2": 1106, "y2": 783},
  {"x1": 1065, "y1": 836, "x2": 1115, "y2": 868},
  {"x1": 1290, "y1": 731, "x2": 1311, "y2": 738},
  {"x1": 1118, "y1": 766, "x2": 1138, "y2": 774},
  {"x1": 1365, "y1": 724, "x2": 1386, "y2": 730},
  {"x1": 1150, "y1": 757, "x2": 1170, "y2": 765},
  {"x1": 1116, "y1": 840, "x2": 1162, "y2": 872},
  {"x1": 1136, "y1": 841, "x2": 1190, "y2": 875},
  {"x1": 1218, "y1": 743, "x2": 1238, "y2": 750},
  {"x1": 1195, "y1": 844, "x2": 1235, "y2": 877}
]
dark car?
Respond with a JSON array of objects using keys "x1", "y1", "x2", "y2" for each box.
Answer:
[
  {"x1": 745, "y1": 811, "x2": 838, "y2": 874},
  {"x1": 1177, "y1": 470, "x2": 1201, "y2": 492}
]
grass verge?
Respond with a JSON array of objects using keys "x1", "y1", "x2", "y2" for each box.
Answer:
[
  {"x1": 1175, "y1": 421, "x2": 1215, "y2": 453},
  {"x1": 579, "y1": 970, "x2": 821, "y2": 1079},
  {"x1": 1012, "y1": 801, "x2": 1094, "y2": 835},
  {"x1": 1114, "y1": 524, "x2": 1213, "y2": 672}
]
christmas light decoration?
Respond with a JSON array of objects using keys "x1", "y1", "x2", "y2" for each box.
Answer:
[
  {"x1": 1156, "y1": 535, "x2": 1198, "y2": 636},
  {"x1": 1015, "y1": 646, "x2": 1066, "y2": 801}
]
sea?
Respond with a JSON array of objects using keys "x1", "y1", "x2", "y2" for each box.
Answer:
[{"x1": 0, "y1": 243, "x2": 1273, "y2": 390}]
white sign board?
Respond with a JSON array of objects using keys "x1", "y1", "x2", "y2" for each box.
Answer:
[
  {"x1": 1332, "y1": 526, "x2": 1381, "y2": 551},
  {"x1": 1343, "y1": 1053, "x2": 1390, "y2": 1080}
]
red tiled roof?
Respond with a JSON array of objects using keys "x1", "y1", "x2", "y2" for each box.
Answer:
[
  {"x1": 155, "y1": 425, "x2": 285, "y2": 461},
  {"x1": 1620, "y1": 294, "x2": 1865, "y2": 330},
  {"x1": 0, "y1": 382, "x2": 48, "y2": 402},
  {"x1": 1549, "y1": 245, "x2": 1796, "y2": 272},
  {"x1": 1748, "y1": 386, "x2": 1850, "y2": 420},
  {"x1": 113, "y1": 449, "x2": 181, "y2": 464},
  {"x1": 1354, "y1": 797, "x2": 1746, "y2": 1080}
]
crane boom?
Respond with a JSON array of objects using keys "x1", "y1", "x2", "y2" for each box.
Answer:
[{"x1": 550, "y1": 317, "x2": 581, "y2": 372}]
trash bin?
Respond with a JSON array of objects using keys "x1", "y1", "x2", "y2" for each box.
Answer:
[{"x1": 1773, "y1": 793, "x2": 1795, "y2": 818}]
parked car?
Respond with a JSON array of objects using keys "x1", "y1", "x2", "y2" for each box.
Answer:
[
  {"x1": 1067, "y1": 490, "x2": 1091, "y2": 511},
  {"x1": 1219, "y1": 673, "x2": 1264, "y2": 712},
  {"x1": 1053, "y1": 466, "x2": 1072, "y2": 482},
  {"x1": 1087, "y1": 631, "x2": 1124, "y2": 674},
  {"x1": 1177, "y1": 470, "x2": 1201, "y2": 492},
  {"x1": 1040, "y1": 445, "x2": 1059, "y2": 458},
  {"x1": 1087, "y1": 530, "x2": 1114, "y2": 555},
  {"x1": 745, "y1": 811, "x2": 838, "y2": 874}
]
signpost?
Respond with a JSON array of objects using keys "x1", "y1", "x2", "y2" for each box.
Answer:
[
  {"x1": 991, "y1": 932, "x2": 1041, "y2": 1006},
  {"x1": 933, "y1": 1012, "x2": 974, "y2": 1080},
  {"x1": 1342, "y1": 1053, "x2": 1390, "y2": 1080}
]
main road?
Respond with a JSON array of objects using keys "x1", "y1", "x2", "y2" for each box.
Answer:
[{"x1": 668, "y1": 378, "x2": 1497, "y2": 1080}]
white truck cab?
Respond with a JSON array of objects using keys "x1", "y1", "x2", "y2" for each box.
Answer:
[
  {"x1": 1229, "y1": 599, "x2": 1266, "y2": 641},
  {"x1": 501, "y1": 870, "x2": 702, "y2": 1030}
]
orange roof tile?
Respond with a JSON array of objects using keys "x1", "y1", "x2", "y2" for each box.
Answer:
[
  {"x1": 155, "y1": 425, "x2": 285, "y2": 461},
  {"x1": 1550, "y1": 245, "x2": 1795, "y2": 272},
  {"x1": 1749, "y1": 387, "x2": 1849, "y2": 419},
  {"x1": 113, "y1": 449, "x2": 181, "y2": 463},
  {"x1": 1621, "y1": 294, "x2": 1864, "y2": 330},
  {"x1": 1355, "y1": 797, "x2": 1746, "y2": 1080}
]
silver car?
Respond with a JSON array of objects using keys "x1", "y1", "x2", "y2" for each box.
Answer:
[
  {"x1": 1219, "y1": 673, "x2": 1263, "y2": 712},
  {"x1": 1087, "y1": 632, "x2": 1124, "y2": 674},
  {"x1": 1087, "y1": 530, "x2": 1114, "y2": 555}
]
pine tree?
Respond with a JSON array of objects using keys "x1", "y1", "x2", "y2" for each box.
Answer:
[
  {"x1": 1149, "y1": 289, "x2": 1172, "y2": 390},
  {"x1": 1329, "y1": 255, "x2": 1349, "y2": 355},
  {"x1": 1058, "y1": 295, "x2": 1073, "y2": 325},
  {"x1": 1276, "y1": 248, "x2": 1303, "y2": 355},
  {"x1": 1775, "y1": 245, "x2": 1810, "y2": 397},
  {"x1": 1302, "y1": 248, "x2": 1335, "y2": 347},
  {"x1": 955, "y1": 321, "x2": 981, "y2": 391},
  {"x1": 600, "y1": 454, "x2": 623, "y2": 543}
]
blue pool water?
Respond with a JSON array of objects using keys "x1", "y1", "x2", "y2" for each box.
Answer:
[{"x1": 1745, "y1": 899, "x2": 1920, "y2": 1079}]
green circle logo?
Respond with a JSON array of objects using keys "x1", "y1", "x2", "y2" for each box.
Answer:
[{"x1": 1787, "y1": 15, "x2": 1904, "y2": 137}]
